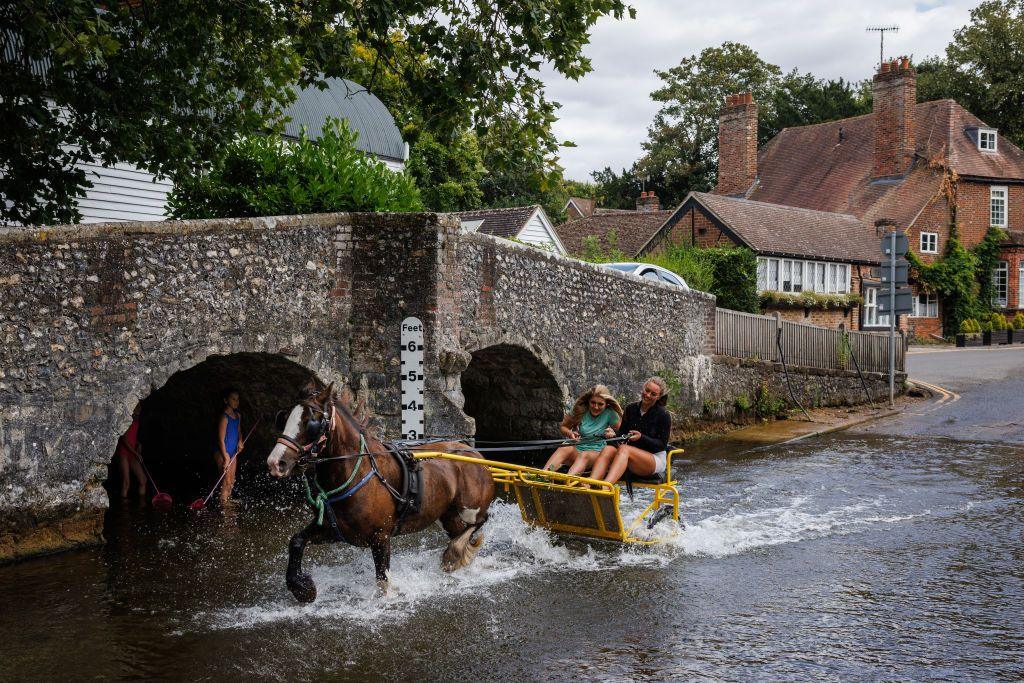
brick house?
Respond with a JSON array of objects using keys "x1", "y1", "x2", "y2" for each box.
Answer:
[
  {"x1": 637, "y1": 192, "x2": 880, "y2": 328},
  {"x1": 644, "y1": 58, "x2": 1024, "y2": 336}
]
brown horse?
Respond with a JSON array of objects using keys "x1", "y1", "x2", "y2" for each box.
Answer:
[{"x1": 266, "y1": 380, "x2": 494, "y2": 602}]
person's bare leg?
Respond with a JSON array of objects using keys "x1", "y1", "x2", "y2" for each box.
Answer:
[
  {"x1": 566, "y1": 450, "x2": 599, "y2": 477},
  {"x1": 118, "y1": 454, "x2": 131, "y2": 498},
  {"x1": 602, "y1": 444, "x2": 656, "y2": 483},
  {"x1": 129, "y1": 458, "x2": 147, "y2": 496},
  {"x1": 220, "y1": 457, "x2": 237, "y2": 503},
  {"x1": 543, "y1": 445, "x2": 577, "y2": 471},
  {"x1": 588, "y1": 445, "x2": 619, "y2": 481}
]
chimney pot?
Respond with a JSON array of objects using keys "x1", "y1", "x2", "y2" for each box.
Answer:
[
  {"x1": 880, "y1": 61, "x2": 890, "y2": 74},
  {"x1": 744, "y1": 92, "x2": 753, "y2": 104}
]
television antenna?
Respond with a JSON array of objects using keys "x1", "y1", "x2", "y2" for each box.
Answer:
[{"x1": 866, "y1": 25, "x2": 900, "y2": 68}]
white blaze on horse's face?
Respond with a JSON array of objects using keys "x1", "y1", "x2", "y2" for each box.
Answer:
[{"x1": 267, "y1": 405, "x2": 304, "y2": 478}]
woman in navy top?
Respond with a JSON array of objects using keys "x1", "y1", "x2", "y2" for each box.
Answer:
[{"x1": 590, "y1": 377, "x2": 671, "y2": 483}]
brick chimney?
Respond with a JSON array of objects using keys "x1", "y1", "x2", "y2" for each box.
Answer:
[
  {"x1": 872, "y1": 56, "x2": 916, "y2": 179},
  {"x1": 715, "y1": 92, "x2": 758, "y2": 196},
  {"x1": 636, "y1": 190, "x2": 660, "y2": 212}
]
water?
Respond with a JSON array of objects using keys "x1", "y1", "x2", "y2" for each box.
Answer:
[{"x1": 1, "y1": 433, "x2": 1022, "y2": 681}]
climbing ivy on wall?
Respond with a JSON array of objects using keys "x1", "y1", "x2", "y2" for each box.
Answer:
[{"x1": 906, "y1": 226, "x2": 1007, "y2": 336}]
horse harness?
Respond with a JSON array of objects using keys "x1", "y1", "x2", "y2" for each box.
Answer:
[{"x1": 276, "y1": 401, "x2": 423, "y2": 543}]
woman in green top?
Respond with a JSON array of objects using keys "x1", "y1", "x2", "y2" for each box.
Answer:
[{"x1": 542, "y1": 385, "x2": 623, "y2": 476}]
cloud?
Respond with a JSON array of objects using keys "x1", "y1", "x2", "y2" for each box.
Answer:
[{"x1": 543, "y1": 0, "x2": 978, "y2": 181}]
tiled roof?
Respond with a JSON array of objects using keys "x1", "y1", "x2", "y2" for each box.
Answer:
[
  {"x1": 667, "y1": 193, "x2": 881, "y2": 264},
  {"x1": 749, "y1": 100, "x2": 1024, "y2": 226},
  {"x1": 452, "y1": 205, "x2": 539, "y2": 239},
  {"x1": 566, "y1": 197, "x2": 596, "y2": 217},
  {"x1": 1004, "y1": 230, "x2": 1024, "y2": 247},
  {"x1": 555, "y1": 210, "x2": 673, "y2": 257}
]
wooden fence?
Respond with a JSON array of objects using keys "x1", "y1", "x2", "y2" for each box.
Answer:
[{"x1": 715, "y1": 308, "x2": 905, "y2": 373}]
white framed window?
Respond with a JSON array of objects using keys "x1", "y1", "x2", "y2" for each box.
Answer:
[
  {"x1": 781, "y1": 259, "x2": 793, "y2": 292},
  {"x1": 979, "y1": 128, "x2": 998, "y2": 152},
  {"x1": 816, "y1": 262, "x2": 826, "y2": 292},
  {"x1": 838, "y1": 264, "x2": 850, "y2": 294},
  {"x1": 863, "y1": 287, "x2": 890, "y2": 328},
  {"x1": 756, "y1": 258, "x2": 767, "y2": 290},
  {"x1": 993, "y1": 260, "x2": 1008, "y2": 307},
  {"x1": 920, "y1": 232, "x2": 938, "y2": 253},
  {"x1": 792, "y1": 260, "x2": 803, "y2": 292},
  {"x1": 1019, "y1": 261, "x2": 1024, "y2": 309},
  {"x1": 756, "y1": 257, "x2": 853, "y2": 295},
  {"x1": 991, "y1": 186, "x2": 1007, "y2": 227},
  {"x1": 911, "y1": 292, "x2": 938, "y2": 318},
  {"x1": 768, "y1": 258, "x2": 779, "y2": 290}
]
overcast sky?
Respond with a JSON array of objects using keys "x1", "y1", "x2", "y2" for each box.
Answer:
[{"x1": 542, "y1": 0, "x2": 981, "y2": 182}]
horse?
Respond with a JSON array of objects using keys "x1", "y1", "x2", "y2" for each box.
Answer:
[{"x1": 266, "y1": 379, "x2": 495, "y2": 602}]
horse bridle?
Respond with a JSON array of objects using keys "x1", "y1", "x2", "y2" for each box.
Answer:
[{"x1": 275, "y1": 401, "x2": 336, "y2": 468}]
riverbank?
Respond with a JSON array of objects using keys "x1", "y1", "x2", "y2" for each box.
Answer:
[{"x1": 679, "y1": 387, "x2": 929, "y2": 461}]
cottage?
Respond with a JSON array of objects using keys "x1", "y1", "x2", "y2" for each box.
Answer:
[
  {"x1": 453, "y1": 205, "x2": 566, "y2": 254},
  {"x1": 658, "y1": 58, "x2": 1024, "y2": 336}
]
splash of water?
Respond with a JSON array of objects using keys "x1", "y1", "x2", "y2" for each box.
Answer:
[{"x1": 202, "y1": 492, "x2": 929, "y2": 629}]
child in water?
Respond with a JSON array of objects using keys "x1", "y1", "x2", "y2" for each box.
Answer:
[{"x1": 215, "y1": 387, "x2": 245, "y2": 503}]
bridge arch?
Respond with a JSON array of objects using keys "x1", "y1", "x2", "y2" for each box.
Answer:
[{"x1": 459, "y1": 342, "x2": 566, "y2": 444}]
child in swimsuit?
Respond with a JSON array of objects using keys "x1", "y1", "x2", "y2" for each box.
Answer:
[{"x1": 215, "y1": 387, "x2": 244, "y2": 503}]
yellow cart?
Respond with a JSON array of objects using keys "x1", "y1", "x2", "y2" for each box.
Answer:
[{"x1": 414, "y1": 449, "x2": 683, "y2": 544}]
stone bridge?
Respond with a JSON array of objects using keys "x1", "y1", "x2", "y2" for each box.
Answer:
[{"x1": 0, "y1": 212, "x2": 717, "y2": 559}]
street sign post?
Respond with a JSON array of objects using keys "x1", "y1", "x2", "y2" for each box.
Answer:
[
  {"x1": 881, "y1": 231, "x2": 910, "y2": 408},
  {"x1": 877, "y1": 286, "x2": 913, "y2": 314}
]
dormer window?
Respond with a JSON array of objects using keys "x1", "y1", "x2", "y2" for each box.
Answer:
[{"x1": 979, "y1": 128, "x2": 998, "y2": 152}]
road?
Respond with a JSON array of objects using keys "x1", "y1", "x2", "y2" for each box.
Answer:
[{"x1": 866, "y1": 344, "x2": 1024, "y2": 443}]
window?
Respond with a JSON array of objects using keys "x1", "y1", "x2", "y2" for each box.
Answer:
[
  {"x1": 755, "y1": 257, "x2": 852, "y2": 295},
  {"x1": 991, "y1": 186, "x2": 1007, "y2": 227},
  {"x1": 863, "y1": 287, "x2": 890, "y2": 328},
  {"x1": 993, "y1": 260, "x2": 1008, "y2": 307},
  {"x1": 920, "y1": 232, "x2": 938, "y2": 253},
  {"x1": 979, "y1": 128, "x2": 998, "y2": 152},
  {"x1": 1020, "y1": 261, "x2": 1024, "y2": 309},
  {"x1": 641, "y1": 269, "x2": 660, "y2": 282},
  {"x1": 912, "y1": 292, "x2": 938, "y2": 318}
]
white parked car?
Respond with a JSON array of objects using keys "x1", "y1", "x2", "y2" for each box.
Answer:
[{"x1": 601, "y1": 262, "x2": 689, "y2": 291}]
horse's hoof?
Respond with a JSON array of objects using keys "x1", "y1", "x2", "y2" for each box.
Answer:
[{"x1": 288, "y1": 573, "x2": 317, "y2": 603}]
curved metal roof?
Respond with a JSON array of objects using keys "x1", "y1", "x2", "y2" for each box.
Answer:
[{"x1": 281, "y1": 78, "x2": 406, "y2": 162}]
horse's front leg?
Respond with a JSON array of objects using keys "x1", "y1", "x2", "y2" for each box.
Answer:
[
  {"x1": 286, "y1": 522, "x2": 320, "y2": 603},
  {"x1": 370, "y1": 534, "x2": 392, "y2": 595}
]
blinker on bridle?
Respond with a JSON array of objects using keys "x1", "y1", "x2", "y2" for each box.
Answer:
[{"x1": 276, "y1": 402, "x2": 334, "y2": 463}]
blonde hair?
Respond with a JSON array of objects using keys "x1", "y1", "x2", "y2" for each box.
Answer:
[
  {"x1": 567, "y1": 384, "x2": 623, "y2": 427},
  {"x1": 643, "y1": 376, "x2": 670, "y2": 406}
]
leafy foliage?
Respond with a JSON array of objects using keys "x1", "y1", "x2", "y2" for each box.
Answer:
[
  {"x1": 758, "y1": 291, "x2": 863, "y2": 311},
  {"x1": 2, "y1": 0, "x2": 632, "y2": 225},
  {"x1": 167, "y1": 120, "x2": 421, "y2": 219},
  {"x1": 906, "y1": 227, "x2": 1007, "y2": 337},
  {"x1": 407, "y1": 131, "x2": 486, "y2": 212}
]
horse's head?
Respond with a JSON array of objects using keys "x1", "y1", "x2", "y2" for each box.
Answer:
[
  {"x1": 267, "y1": 381, "x2": 336, "y2": 478},
  {"x1": 267, "y1": 380, "x2": 370, "y2": 478}
]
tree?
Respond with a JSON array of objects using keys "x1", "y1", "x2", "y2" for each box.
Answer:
[
  {"x1": 1, "y1": 0, "x2": 633, "y2": 225},
  {"x1": 763, "y1": 72, "x2": 869, "y2": 139},
  {"x1": 639, "y1": 43, "x2": 783, "y2": 197},
  {"x1": 407, "y1": 131, "x2": 486, "y2": 212},
  {"x1": 167, "y1": 120, "x2": 421, "y2": 219},
  {"x1": 944, "y1": 0, "x2": 1024, "y2": 147}
]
